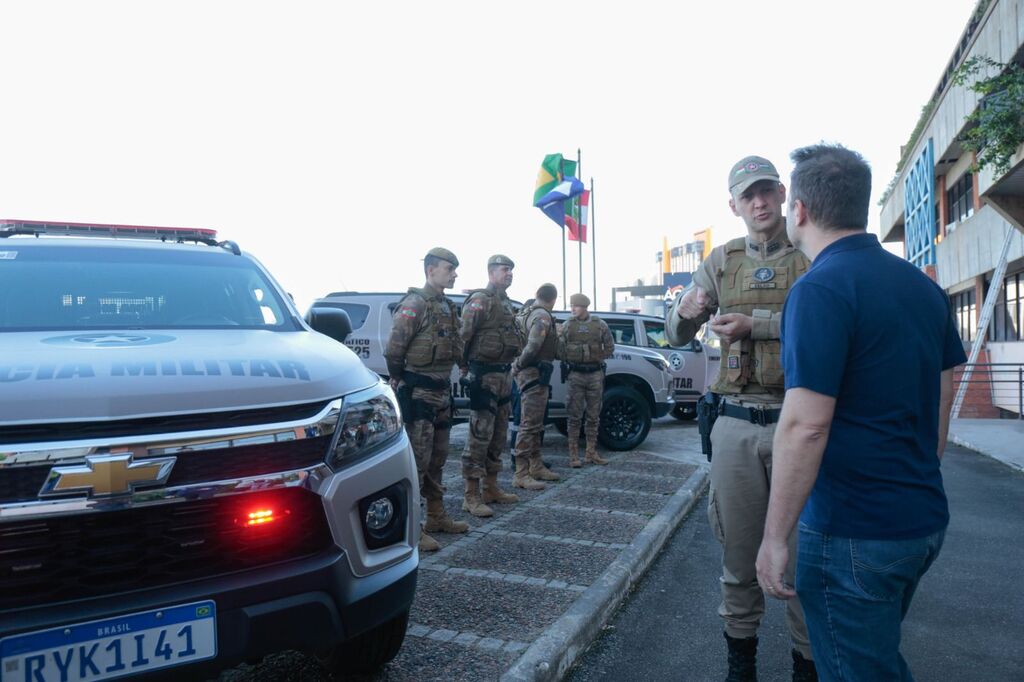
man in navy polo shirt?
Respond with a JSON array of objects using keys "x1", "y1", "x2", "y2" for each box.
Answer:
[{"x1": 755, "y1": 144, "x2": 966, "y2": 681}]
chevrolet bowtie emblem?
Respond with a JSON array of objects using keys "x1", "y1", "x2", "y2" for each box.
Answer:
[{"x1": 40, "y1": 453, "x2": 177, "y2": 498}]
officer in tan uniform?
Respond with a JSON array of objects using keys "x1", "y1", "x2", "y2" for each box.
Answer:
[
  {"x1": 558, "y1": 293, "x2": 615, "y2": 467},
  {"x1": 385, "y1": 247, "x2": 469, "y2": 553},
  {"x1": 511, "y1": 283, "x2": 561, "y2": 490},
  {"x1": 459, "y1": 254, "x2": 524, "y2": 517},
  {"x1": 666, "y1": 157, "x2": 816, "y2": 681}
]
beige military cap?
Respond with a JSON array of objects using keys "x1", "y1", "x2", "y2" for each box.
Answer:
[
  {"x1": 570, "y1": 293, "x2": 590, "y2": 307},
  {"x1": 487, "y1": 254, "x2": 515, "y2": 268},
  {"x1": 426, "y1": 247, "x2": 459, "y2": 267},
  {"x1": 728, "y1": 156, "x2": 780, "y2": 196}
]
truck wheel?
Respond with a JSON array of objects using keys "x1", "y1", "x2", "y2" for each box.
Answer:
[
  {"x1": 317, "y1": 608, "x2": 409, "y2": 674},
  {"x1": 598, "y1": 386, "x2": 651, "y2": 451},
  {"x1": 672, "y1": 404, "x2": 697, "y2": 421}
]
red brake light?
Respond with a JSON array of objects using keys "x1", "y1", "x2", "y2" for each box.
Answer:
[{"x1": 246, "y1": 509, "x2": 276, "y2": 526}]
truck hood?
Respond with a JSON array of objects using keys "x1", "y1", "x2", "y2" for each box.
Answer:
[{"x1": 0, "y1": 329, "x2": 379, "y2": 425}]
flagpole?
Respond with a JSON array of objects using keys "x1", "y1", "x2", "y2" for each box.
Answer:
[
  {"x1": 591, "y1": 176, "x2": 597, "y2": 309},
  {"x1": 562, "y1": 226, "x2": 567, "y2": 309},
  {"x1": 577, "y1": 148, "x2": 583, "y2": 295}
]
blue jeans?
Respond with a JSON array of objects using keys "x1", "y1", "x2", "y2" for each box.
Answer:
[{"x1": 796, "y1": 524, "x2": 945, "y2": 682}]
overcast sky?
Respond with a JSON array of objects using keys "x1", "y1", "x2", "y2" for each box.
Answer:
[{"x1": 1, "y1": 0, "x2": 979, "y2": 310}]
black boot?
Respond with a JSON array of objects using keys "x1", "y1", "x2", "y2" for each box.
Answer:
[
  {"x1": 791, "y1": 649, "x2": 817, "y2": 682},
  {"x1": 724, "y1": 633, "x2": 758, "y2": 682}
]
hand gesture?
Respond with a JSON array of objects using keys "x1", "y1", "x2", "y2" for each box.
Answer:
[
  {"x1": 677, "y1": 286, "x2": 710, "y2": 320},
  {"x1": 709, "y1": 313, "x2": 753, "y2": 344}
]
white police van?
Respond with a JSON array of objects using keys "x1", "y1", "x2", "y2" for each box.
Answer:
[
  {"x1": 309, "y1": 292, "x2": 678, "y2": 450},
  {"x1": 0, "y1": 220, "x2": 418, "y2": 681}
]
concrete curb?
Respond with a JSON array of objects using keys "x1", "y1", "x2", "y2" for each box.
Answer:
[
  {"x1": 948, "y1": 433, "x2": 1024, "y2": 472},
  {"x1": 500, "y1": 465, "x2": 710, "y2": 682}
]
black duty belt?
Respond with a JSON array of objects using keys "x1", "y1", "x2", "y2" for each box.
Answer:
[
  {"x1": 470, "y1": 362, "x2": 512, "y2": 375},
  {"x1": 567, "y1": 363, "x2": 604, "y2": 374},
  {"x1": 720, "y1": 401, "x2": 782, "y2": 427},
  {"x1": 401, "y1": 371, "x2": 449, "y2": 391}
]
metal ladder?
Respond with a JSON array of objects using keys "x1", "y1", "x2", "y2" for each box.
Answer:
[{"x1": 951, "y1": 226, "x2": 1015, "y2": 418}]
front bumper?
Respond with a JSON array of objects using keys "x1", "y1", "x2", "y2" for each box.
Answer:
[
  {"x1": 653, "y1": 400, "x2": 673, "y2": 418},
  {"x1": 0, "y1": 428, "x2": 422, "y2": 680},
  {"x1": 0, "y1": 549, "x2": 418, "y2": 680}
]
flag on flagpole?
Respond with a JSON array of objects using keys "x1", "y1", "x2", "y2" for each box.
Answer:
[
  {"x1": 533, "y1": 153, "x2": 585, "y2": 227},
  {"x1": 566, "y1": 190, "x2": 589, "y2": 242}
]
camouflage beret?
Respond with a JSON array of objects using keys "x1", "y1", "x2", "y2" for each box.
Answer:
[
  {"x1": 570, "y1": 293, "x2": 590, "y2": 307},
  {"x1": 487, "y1": 254, "x2": 515, "y2": 268},
  {"x1": 426, "y1": 247, "x2": 459, "y2": 267}
]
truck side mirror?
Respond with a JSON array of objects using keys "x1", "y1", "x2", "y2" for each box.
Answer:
[
  {"x1": 690, "y1": 339, "x2": 703, "y2": 353},
  {"x1": 306, "y1": 307, "x2": 353, "y2": 344}
]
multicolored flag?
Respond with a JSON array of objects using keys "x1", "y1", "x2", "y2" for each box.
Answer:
[
  {"x1": 533, "y1": 153, "x2": 585, "y2": 227},
  {"x1": 566, "y1": 190, "x2": 589, "y2": 242}
]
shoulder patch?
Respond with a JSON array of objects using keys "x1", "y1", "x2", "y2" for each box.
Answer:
[
  {"x1": 468, "y1": 299, "x2": 485, "y2": 311},
  {"x1": 400, "y1": 307, "x2": 418, "y2": 318}
]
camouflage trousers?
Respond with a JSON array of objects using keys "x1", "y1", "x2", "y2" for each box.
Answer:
[
  {"x1": 567, "y1": 369, "x2": 604, "y2": 443},
  {"x1": 404, "y1": 386, "x2": 452, "y2": 504},
  {"x1": 513, "y1": 367, "x2": 548, "y2": 463},
  {"x1": 461, "y1": 370, "x2": 512, "y2": 479}
]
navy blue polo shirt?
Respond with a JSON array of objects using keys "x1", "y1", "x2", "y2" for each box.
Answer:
[{"x1": 781, "y1": 232, "x2": 966, "y2": 539}]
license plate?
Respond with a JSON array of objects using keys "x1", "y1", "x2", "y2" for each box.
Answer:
[{"x1": 1, "y1": 601, "x2": 216, "y2": 682}]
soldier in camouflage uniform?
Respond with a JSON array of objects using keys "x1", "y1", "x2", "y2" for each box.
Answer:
[
  {"x1": 511, "y1": 283, "x2": 561, "y2": 490},
  {"x1": 459, "y1": 254, "x2": 524, "y2": 517},
  {"x1": 384, "y1": 247, "x2": 469, "y2": 553},
  {"x1": 558, "y1": 293, "x2": 615, "y2": 467},
  {"x1": 666, "y1": 157, "x2": 816, "y2": 681}
]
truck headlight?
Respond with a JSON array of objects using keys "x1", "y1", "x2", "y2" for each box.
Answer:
[{"x1": 327, "y1": 383, "x2": 403, "y2": 469}]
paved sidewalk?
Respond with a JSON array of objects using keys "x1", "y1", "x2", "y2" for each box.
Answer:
[
  {"x1": 221, "y1": 418, "x2": 708, "y2": 681},
  {"x1": 948, "y1": 418, "x2": 1024, "y2": 471}
]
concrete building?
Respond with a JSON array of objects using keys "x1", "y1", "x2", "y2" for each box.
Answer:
[
  {"x1": 611, "y1": 231, "x2": 710, "y2": 314},
  {"x1": 879, "y1": 0, "x2": 1024, "y2": 416}
]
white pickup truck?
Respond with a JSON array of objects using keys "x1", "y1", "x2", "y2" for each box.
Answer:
[{"x1": 308, "y1": 292, "x2": 693, "y2": 451}]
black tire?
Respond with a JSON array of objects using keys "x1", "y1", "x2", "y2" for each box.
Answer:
[
  {"x1": 672, "y1": 403, "x2": 698, "y2": 421},
  {"x1": 317, "y1": 608, "x2": 409, "y2": 674},
  {"x1": 598, "y1": 386, "x2": 651, "y2": 451}
]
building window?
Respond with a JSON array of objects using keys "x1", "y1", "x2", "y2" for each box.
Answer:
[
  {"x1": 989, "y1": 272, "x2": 1023, "y2": 342},
  {"x1": 946, "y1": 172, "x2": 974, "y2": 225},
  {"x1": 951, "y1": 289, "x2": 976, "y2": 342}
]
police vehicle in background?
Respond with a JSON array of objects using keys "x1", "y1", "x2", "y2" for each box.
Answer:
[
  {"x1": 0, "y1": 220, "x2": 417, "y2": 681},
  {"x1": 309, "y1": 292, "x2": 681, "y2": 451},
  {"x1": 582, "y1": 311, "x2": 721, "y2": 420}
]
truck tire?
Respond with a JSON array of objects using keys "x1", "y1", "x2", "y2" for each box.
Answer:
[
  {"x1": 672, "y1": 403, "x2": 697, "y2": 421},
  {"x1": 317, "y1": 608, "x2": 409, "y2": 674},
  {"x1": 598, "y1": 386, "x2": 651, "y2": 451}
]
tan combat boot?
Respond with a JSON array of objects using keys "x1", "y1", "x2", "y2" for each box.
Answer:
[
  {"x1": 585, "y1": 439, "x2": 608, "y2": 465},
  {"x1": 529, "y1": 456, "x2": 561, "y2": 481},
  {"x1": 418, "y1": 528, "x2": 440, "y2": 552},
  {"x1": 512, "y1": 455, "x2": 546, "y2": 490},
  {"x1": 424, "y1": 498, "x2": 470, "y2": 534},
  {"x1": 461, "y1": 478, "x2": 494, "y2": 517},
  {"x1": 482, "y1": 473, "x2": 519, "y2": 504},
  {"x1": 568, "y1": 439, "x2": 582, "y2": 468}
]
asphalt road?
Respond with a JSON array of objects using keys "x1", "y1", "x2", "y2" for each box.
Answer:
[{"x1": 567, "y1": 444, "x2": 1024, "y2": 682}]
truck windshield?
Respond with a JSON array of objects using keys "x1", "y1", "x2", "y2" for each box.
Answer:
[{"x1": 0, "y1": 243, "x2": 298, "y2": 331}]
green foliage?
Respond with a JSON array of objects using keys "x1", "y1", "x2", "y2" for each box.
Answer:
[{"x1": 954, "y1": 56, "x2": 1024, "y2": 175}]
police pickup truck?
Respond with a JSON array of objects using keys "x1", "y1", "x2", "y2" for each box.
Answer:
[
  {"x1": 309, "y1": 292, "x2": 678, "y2": 450},
  {"x1": 0, "y1": 221, "x2": 417, "y2": 681},
  {"x1": 588, "y1": 311, "x2": 721, "y2": 420}
]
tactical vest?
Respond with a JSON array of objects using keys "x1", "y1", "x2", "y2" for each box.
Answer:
[
  {"x1": 465, "y1": 288, "x2": 523, "y2": 363},
  {"x1": 515, "y1": 304, "x2": 559, "y2": 363},
  {"x1": 560, "y1": 315, "x2": 610, "y2": 364},
  {"x1": 712, "y1": 237, "x2": 809, "y2": 395},
  {"x1": 398, "y1": 287, "x2": 459, "y2": 374}
]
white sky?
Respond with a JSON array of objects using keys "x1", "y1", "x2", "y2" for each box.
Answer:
[{"x1": 0, "y1": 0, "x2": 980, "y2": 311}]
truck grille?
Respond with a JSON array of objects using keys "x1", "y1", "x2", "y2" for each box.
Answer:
[
  {"x1": 0, "y1": 435, "x2": 331, "y2": 504},
  {"x1": 0, "y1": 487, "x2": 332, "y2": 611}
]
